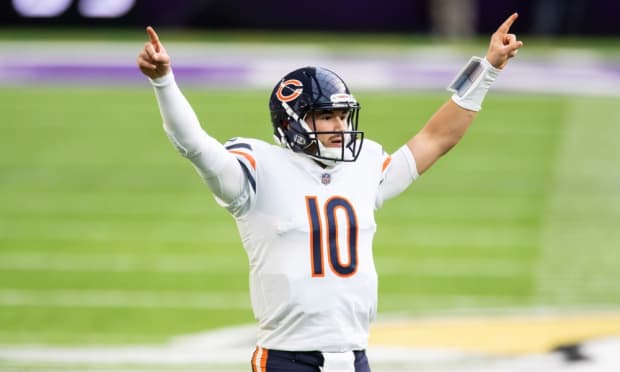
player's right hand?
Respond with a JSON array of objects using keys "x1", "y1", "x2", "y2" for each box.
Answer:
[{"x1": 137, "y1": 26, "x2": 171, "y2": 79}]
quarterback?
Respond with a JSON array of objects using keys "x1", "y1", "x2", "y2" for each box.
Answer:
[{"x1": 137, "y1": 13, "x2": 522, "y2": 372}]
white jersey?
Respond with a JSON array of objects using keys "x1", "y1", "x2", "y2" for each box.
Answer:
[
  {"x1": 222, "y1": 137, "x2": 406, "y2": 351},
  {"x1": 150, "y1": 73, "x2": 418, "y2": 353}
]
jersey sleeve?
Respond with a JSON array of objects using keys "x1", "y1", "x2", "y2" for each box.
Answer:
[
  {"x1": 150, "y1": 72, "x2": 254, "y2": 216},
  {"x1": 218, "y1": 137, "x2": 259, "y2": 216},
  {"x1": 375, "y1": 144, "x2": 419, "y2": 208}
]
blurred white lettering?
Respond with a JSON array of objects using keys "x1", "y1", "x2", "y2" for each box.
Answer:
[
  {"x1": 12, "y1": 0, "x2": 135, "y2": 18},
  {"x1": 78, "y1": 0, "x2": 135, "y2": 18},
  {"x1": 12, "y1": 0, "x2": 72, "y2": 17}
]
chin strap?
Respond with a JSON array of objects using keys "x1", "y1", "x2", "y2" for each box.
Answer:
[
  {"x1": 313, "y1": 143, "x2": 341, "y2": 167},
  {"x1": 448, "y1": 56, "x2": 501, "y2": 112}
]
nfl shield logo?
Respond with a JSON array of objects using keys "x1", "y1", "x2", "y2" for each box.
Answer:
[{"x1": 321, "y1": 173, "x2": 331, "y2": 185}]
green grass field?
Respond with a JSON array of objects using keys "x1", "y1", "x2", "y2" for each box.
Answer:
[{"x1": 1, "y1": 86, "x2": 619, "y2": 346}]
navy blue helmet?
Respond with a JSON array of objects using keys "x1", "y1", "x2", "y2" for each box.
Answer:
[{"x1": 269, "y1": 66, "x2": 364, "y2": 164}]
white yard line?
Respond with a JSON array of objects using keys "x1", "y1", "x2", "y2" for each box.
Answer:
[
  {"x1": 0, "y1": 252, "x2": 247, "y2": 273},
  {"x1": 377, "y1": 257, "x2": 532, "y2": 278},
  {"x1": 0, "y1": 251, "x2": 530, "y2": 277},
  {"x1": 0, "y1": 289, "x2": 250, "y2": 309},
  {"x1": 2, "y1": 288, "x2": 617, "y2": 314}
]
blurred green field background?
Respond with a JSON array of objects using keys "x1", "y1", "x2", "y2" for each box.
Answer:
[{"x1": 1, "y1": 83, "x2": 619, "y2": 345}]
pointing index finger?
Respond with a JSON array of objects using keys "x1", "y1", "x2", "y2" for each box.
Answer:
[
  {"x1": 496, "y1": 12, "x2": 519, "y2": 34},
  {"x1": 146, "y1": 26, "x2": 161, "y2": 52}
]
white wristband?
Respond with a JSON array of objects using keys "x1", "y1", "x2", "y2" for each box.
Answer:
[{"x1": 447, "y1": 57, "x2": 501, "y2": 112}]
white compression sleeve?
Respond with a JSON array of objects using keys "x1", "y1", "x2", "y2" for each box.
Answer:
[
  {"x1": 150, "y1": 72, "x2": 248, "y2": 205},
  {"x1": 378, "y1": 145, "x2": 419, "y2": 204}
]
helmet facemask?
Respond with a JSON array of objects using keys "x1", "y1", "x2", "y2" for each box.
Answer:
[{"x1": 300, "y1": 106, "x2": 363, "y2": 165}]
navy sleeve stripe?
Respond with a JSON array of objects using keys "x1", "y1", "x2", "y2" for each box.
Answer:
[
  {"x1": 237, "y1": 160, "x2": 256, "y2": 193},
  {"x1": 225, "y1": 143, "x2": 252, "y2": 151}
]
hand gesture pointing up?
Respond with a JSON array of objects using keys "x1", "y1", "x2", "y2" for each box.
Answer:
[
  {"x1": 137, "y1": 26, "x2": 171, "y2": 79},
  {"x1": 486, "y1": 13, "x2": 524, "y2": 69}
]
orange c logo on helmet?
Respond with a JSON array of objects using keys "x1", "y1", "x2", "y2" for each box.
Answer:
[{"x1": 276, "y1": 79, "x2": 303, "y2": 102}]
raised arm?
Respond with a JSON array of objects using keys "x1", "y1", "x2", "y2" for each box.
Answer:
[
  {"x1": 406, "y1": 13, "x2": 523, "y2": 175},
  {"x1": 137, "y1": 27, "x2": 251, "y2": 213},
  {"x1": 138, "y1": 26, "x2": 203, "y2": 149}
]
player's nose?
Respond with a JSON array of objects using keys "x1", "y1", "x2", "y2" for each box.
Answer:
[{"x1": 333, "y1": 116, "x2": 347, "y2": 131}]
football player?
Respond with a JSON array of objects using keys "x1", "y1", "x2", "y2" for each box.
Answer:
[{"x1": 137, "y1": 13, "x2": 522, "y2": 372}]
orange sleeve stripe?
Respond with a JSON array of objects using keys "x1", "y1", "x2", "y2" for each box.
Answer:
[
  {"x1": 382, "y1": 155, "x2": 392, "y2": 172},
  {"x1": 229, "y1": 150, "x2": 256, "y2": 170}
]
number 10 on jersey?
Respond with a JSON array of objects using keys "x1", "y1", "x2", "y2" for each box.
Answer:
[{"x1": 305, "y1": 196, "x2": 358, "y2": 278}]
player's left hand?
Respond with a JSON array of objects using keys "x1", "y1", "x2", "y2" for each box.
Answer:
[{"x1": 486, "y1": 12, "x2": 523, "y2": 70}]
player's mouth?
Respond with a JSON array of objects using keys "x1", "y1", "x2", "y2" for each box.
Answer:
[{"x1": 326, "y1": 135, "x2": 344, "y2": 147}]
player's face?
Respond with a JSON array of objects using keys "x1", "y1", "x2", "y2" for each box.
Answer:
[{"x1": 309, "y1": 109, "x2": 350, "y2": 148}]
